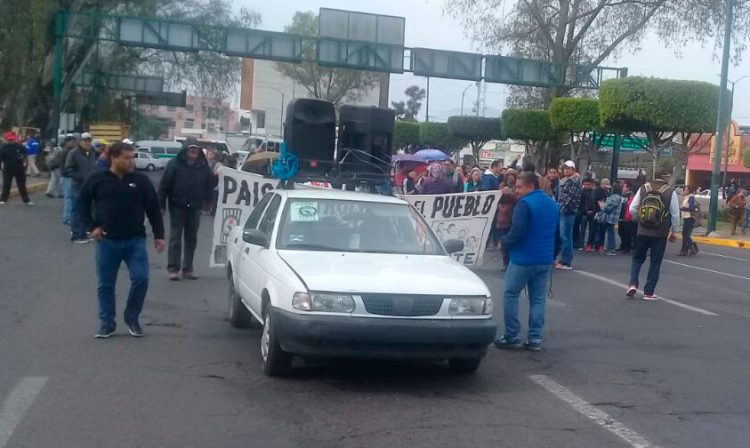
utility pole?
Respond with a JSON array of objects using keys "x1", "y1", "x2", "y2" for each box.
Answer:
[
  {"x1": 425, "y1": 77, "x2": 430, "y2": 122},
  {"x1": 722, "y1": 75, "x2": 748, "y2": 187},
  {"x1": 475, "y1": 80, "x2": 481, "y2": 117},
  {"x1": 460, "y1": 83, "x2": 474, "y2": 116},
  {"x1": 708, "y1": 0, "x2": 734, "y2": 234}
]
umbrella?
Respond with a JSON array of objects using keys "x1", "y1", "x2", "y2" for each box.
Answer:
[
  {"x1": 391, "y1": 154, "x2": 426, "y2": 163},
  {"x1": 245, "y1": 151, "x2": 279, "y2": 165},
  {"x1": 414, "y1": 148, "x2": 450, "y2": 162}
]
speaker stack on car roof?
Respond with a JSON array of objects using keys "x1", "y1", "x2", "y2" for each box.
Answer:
[
  {"x1": 336, "y1": 105, "x2": 395, "y2": 185},
  {"x1": 283, "y1": 98, "x2": 337, "y2": 176}
]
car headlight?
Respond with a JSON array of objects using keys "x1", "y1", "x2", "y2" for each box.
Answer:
[
  {"x1": 292, "y1": 292, "x2": 355, "y2": 313},
  {"x1": 449, "y1": 297, "x2": 493, "y2": 316}
]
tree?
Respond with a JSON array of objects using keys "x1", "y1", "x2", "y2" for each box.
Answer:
[
  {"x1": 447, "y1": 116, "x2": 502, "y2": 160},
  {"x1": 391, "y1": 85, "x2": 426, "y2": 121},
  {"x1": 447, "y1": 0, "x2": 670, "y2": 107},
  {"x1": 501, "y1": 109, "x2": 561, "y2": 167},
  {"x1": 599, "y1": 77, "x2": 723, "y2": 179},
  {"x1": 419, "y1": 122, "x2": 468, "y2": 154},
  {"x1": 549, "y1": 97, "x2": 600, "y2": 168},
  {"x1": 394, "y1": 121, "x2": 421, "y2": 151},
  {"x1": 276, "y1": 11, "x2": 377, "y2": 107}
]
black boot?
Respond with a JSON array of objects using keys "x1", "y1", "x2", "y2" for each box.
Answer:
[{"x1": 678, "y1": 247, "x2": 688, "y2": 256}]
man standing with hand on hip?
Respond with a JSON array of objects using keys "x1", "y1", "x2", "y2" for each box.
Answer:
[
  {"x1": 78, "y1": 142, "x2": 165, "y2": 338},
  {"x1": 626, "y1": 170, "x2": 680, "y2": 300},
  {"x1": 494, "y1": 172, "x2": 559, "y2": 352}
]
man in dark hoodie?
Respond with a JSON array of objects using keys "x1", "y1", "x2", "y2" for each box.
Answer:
[
  {"x1": 64, "y1": 132, "x2": 97, "y2": 242},
  {"x1": 159, "y1": 142, "x2": 212, "y2": 281},
  {"x1": 0, "y1": 131, "x2": 32, "y2": 205}
]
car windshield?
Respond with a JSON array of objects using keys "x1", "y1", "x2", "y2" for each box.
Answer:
[{"x1": 277, "y1": 199, "x2": 444, "y2": 255}]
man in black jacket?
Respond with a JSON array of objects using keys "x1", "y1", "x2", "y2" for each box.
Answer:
[
  {"x1": 64, "y1": 132, "x2": 97, "y2": 242},
  {"x1": 159, "y1": 142, "x2": 212, "y2": 280},
  {"x1": 78, "y1": 142, "x2": 165, "y2": 338},
  {"x1": 0, "y1": 131, "x2": 32, "y2": 205}
]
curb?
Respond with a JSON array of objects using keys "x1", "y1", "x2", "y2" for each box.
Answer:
[
  {"x1": 7, "y1": 182, "x2": 48, "y2": 199},
  {"x1": 677, "y1": 234, "x2": 750, "y2": 250}
]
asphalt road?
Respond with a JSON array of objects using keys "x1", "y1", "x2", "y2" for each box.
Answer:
[{"x1": 2, "y1": 174, "x2": 750, "y2": 448}]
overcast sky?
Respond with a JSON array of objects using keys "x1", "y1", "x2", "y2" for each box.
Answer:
[{"x1": 237, "y1": 0, "x2": 750, "y2": 123}]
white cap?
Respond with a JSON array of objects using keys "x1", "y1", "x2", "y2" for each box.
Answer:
[
  {"x1": 122, "y1": 138, "x2": 134, "y2": 145},
  {"x1": 564, "y1": 160, "x2": 576, "y2": 169},
  {"x1": 80, "y1": 132, "x2": 93, "y2": 140}
]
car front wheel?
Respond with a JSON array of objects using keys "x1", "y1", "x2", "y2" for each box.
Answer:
[
  {"x1": 146, "y1": 164, "x2": 155, "y2": 171},
  {"x1": 228, "y1": 280, "x2": 254, "y2": 328},
  {"x1": 448, "y1": 358, "x2": 482, "y2": 374},
  {"x1": 261, "y1": 307, "x2": 292, "y2": 377}
]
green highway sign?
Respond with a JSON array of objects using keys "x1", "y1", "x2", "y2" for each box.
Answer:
[{"x1": 592, "y1": 133, "x2": 648, "y2": 152}]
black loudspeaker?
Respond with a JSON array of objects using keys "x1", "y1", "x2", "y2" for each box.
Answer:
[
  {"x1": 283, "y1": 99, "x2": 336, "y2": 173},
  {"x1": 337, "y1": 106, "x2": 395, "y2": 178}
]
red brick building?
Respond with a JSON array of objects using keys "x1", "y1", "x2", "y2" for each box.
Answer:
[{"x1": 686, "y1": 121, "x2": 750, "y2": 188}]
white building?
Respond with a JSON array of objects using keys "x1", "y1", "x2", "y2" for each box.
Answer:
[{"x1": 239, "y1": 59, "x2": 387, "y2": 138}]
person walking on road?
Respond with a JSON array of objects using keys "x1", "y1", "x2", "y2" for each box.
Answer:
[
  {"x1": 159, "y1": 142, "x2": 212, "y2": 281},
  {"x1": 494, "y1": 172, "x2": 559, "y2": 351},
  {"x1": 0, "y1": 131, "x2": 33, "y2": 205},
  {"x1": 617, "y1": 182, "x2": 636, "y2": 254},
  {"x1": 727, "y1": 189, "x2": 746, "y2": 236},
  {"x1": 554, "y1": 160, "x2": 581, "y2": 270},
  {"x1": 64, "y1": 132, "x2": 97, "y2": 242},
  {"x1": 59, "y1": 135, "x2": 79, "y2": 224},
  {"x1": 627, "y1": 170, "x2": 680, "y2": 300},
  {"x1": 78, "y1": 142, "x2": 165, "y2": 338},
  {"x1": 679, "y1": 185, "x2": 700, "y2": 256},
  {"x1": 45, "y1": 136, "x2": 74, "y2": 198},
  {"x1": 24, "y1": 132, "x2": 41, "y2": 177}
]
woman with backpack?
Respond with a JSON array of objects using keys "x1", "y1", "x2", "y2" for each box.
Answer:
[{"x1": 679, "y1": 186, "x2": 700, "y2": 256}]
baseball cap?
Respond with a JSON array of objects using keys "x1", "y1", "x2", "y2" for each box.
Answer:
[
  {"x1": 122, "y1": 138, "x2": 134, "y2": 145},
  {"x1": 564, "y1": 160, "x2": 576, "y2": 169},
  {"x1": 600, "y1": 178, "x2": 611, "y2": 188},
  {"x1": 80, "y1": 132, "x2": 93, "y2": 140},
  {"x1": 93, "y1": 139, "x2": 109, "y2": 147},
  {"x1": 63, "y1": 135, "x2": 77, "y2": 143},
  {"x1": 3, "y1": 131, "x2": 17, "y2": 142}
]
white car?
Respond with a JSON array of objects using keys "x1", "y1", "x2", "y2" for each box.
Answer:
[
  {"x1": 135, "y1": 151, "x2": 167, "y2": 171},
  {"x1": 226, "y1": 189, "x2": 496, "y2": 376}
]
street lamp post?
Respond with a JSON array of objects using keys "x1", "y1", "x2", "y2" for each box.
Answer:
[
  {"x1": 723, "y1": 75, "x2": 749, "y2": 187},
  {"x1": 460, "y1": 83, "x2": 475, "y2": 116}
]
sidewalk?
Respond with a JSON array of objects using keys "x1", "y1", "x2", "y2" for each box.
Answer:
[{"x1": 682, "y1": 222, "x2": 750, "y2": 250}]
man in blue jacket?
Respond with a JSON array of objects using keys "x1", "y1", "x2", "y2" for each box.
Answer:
[
  {"x1": 25, "y1": 132, "x2": 41, "y2": 177},
  {"x1": 480, "y1": 159, "x2": 502, "y2": 191},
  {"x1": 495, "y1": 172, "x2": 559, "y2": 351}
]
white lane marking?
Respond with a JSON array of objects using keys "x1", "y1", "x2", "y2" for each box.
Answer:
[
  {"x1": 529, "y1": 374, "x2": 660, "y2": 448},
  {"x1": 702, "y1": 251, "x2": 750, "y2": 262},
  {"x1": 573, "y1": 270, "x2": 718, "y2": 317},
  {"x1": 0, "y1": 377, "x2": 48, "y2": 448},
  {"x1": 665, "y1": 260, "x2": 750, "y2": 282}
]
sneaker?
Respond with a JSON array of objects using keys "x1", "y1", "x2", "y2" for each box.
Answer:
[
  {"x1": 598, "y1": 246, "x2": 605, "y2": 254},
  {"x1": 643, "y1": 294, "x2": 659, "y2": 301},
  {"x1": 72, "y1": 238, "x2": 90, "y2": 244},
  {"x1": 626, "y1": 285, "x2": 637, "y2": 298},
  {"x1": 576, "y1": 247, "x2": 584, "y2": 251},
  {"x1": 554, "y1": 262, "x2": 572, "y2": 270},
  {"x1": 24, "y1": 201, "x2": 34, "y2": 206},
  {"x1": 45, "y1": 193, "x2": 55, "y2": 198},
  {"x1": 168, "y1": 272, "x2": 180, "y2": 281},
  {"x1": 585, "y1": 245, "x2": 594, "y2": 253},
  {"x1": 94, "y1": 325, "x2": 116, "y2": 339},
  {"x1": 523, "y1": 341, "x2": 542, "y2": 352},
  {"x1": 181, "y1": 271, "x2": 199, "y2": 280},
  {"x1": 0, "y1": 201, "x2": 5, "y2": 205},
  {"x1": 494, "y1": 336, "x2": 522, "y2": 350},
  {"x1": 126, "y1": 321, "x2": 143, "y2": 337},
  {"x1": 606, "y1": 250, "x2": 617, "y2": 256}
]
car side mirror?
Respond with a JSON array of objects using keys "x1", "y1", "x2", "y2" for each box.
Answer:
[
  {"x1": 242, "y1": 229, "x2": 269, "y2": 248},
  {"x1": 443, "y1": 239, "x2": 464, "y2": 254}
]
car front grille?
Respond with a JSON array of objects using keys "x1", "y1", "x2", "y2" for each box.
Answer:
[{"x1": 360, "y1": 294, "x2": 445, "y2": 317}]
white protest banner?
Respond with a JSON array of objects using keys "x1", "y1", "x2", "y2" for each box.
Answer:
[
  {"x1": 210, "y1": 167, "x2": 277, "y2": 267},
  {"x1": 400, "y1": 191, "x2": 501, "y2": 267}
]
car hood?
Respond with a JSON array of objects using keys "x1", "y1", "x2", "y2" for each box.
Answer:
[{"x1": 277, "y1": 251, "x2": 490, "y2": 296}]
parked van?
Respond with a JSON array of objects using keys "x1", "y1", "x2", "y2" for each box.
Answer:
[{"x1": 135, "y1": 140, "x2": 183, "y2": 159}]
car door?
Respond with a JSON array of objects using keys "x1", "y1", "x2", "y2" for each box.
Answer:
[
  {"x1": 243, "y1": 194, "x2": 282, "y2": 314},
  {"x1": 235, "y1": 194, "x2": 274, "y2": 312}
]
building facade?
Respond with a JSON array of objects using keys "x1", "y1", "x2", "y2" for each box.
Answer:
[
  {"x1": 139, "y1": 96, "x2": 239, "y2": 140},
  {"x1": 687, "y1": 121, "x2": 750, "y2": 189},
  {"x1": 239, "y1": 58, "x2": 388, "y2": 138}
]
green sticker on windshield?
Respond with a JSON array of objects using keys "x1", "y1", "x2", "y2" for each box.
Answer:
[{"x1": 291, "y1": 202, "x2": 319, "y2": 222}]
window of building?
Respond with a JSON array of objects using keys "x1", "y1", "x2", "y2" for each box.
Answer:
[
  {"x1": 168, "y1": 105, "x2": 177, "y2": 111},
  {"x1": 256, "y1": 111, "x2": 266, "y2": 129},
  {"x1": 186, "y1": 104, "x2": 195, "y2": 113},
  {"x1": 184, "y1": 119, "x2": 194, "y2": 129}
]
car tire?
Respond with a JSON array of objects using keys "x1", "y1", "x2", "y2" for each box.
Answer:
[
  {"x1": 261, "y1": 307, "x2": 292, "y2": 377},
  {"x1": 146, "y1": 164, "x2": 155, "y2": 171},
  {"x1": 448, "y1": 358, "x2": 482, "y2": 374},
  {"x1": 228, "y1": 280, "x2": 254, "y2": 328}
]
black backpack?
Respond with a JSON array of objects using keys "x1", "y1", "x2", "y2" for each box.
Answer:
[{"x1": 638, "y1": 183, "x2": 670, "y2": 229}]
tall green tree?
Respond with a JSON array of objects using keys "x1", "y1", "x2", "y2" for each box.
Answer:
[
  {"x1": 276, "y1": 11, "x2": 377, "y2": 107},
  {"x1": 447, "y1": 116, "x2": 502, "y2": 160},
  {"x1": 391, "y1": 85, "x2": 426, "y2": 121},
  {"x1": 549, "y1": 97, "x2": 600, "y2": 167},
  {"x1": 419, "y1": 122, "x2": 468, "y2": 154},
  {"x1": 501, "y1": 109, "x2": 561, "y2": 167},
  {"x1": 599, "y1": 77, "x2": 723, "y2": 179},
  {"x1": 394, "y1": 121, "x2": 421, "y2": 151}
]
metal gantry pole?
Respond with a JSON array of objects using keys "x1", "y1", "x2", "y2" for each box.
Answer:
[
  {"x1": 52, "y1": 10, "x2": 67, "y2": 142},
  {"x1": 708, "y1": 0, "x2": 734, "y2": 234}
]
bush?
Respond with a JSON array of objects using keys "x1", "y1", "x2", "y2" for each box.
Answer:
[
  {"x1": 501, "y1": 109, "x2": 560, "y2": 142},
  {"x1": 394, "y1": 121, "x2": 420, "y2": 150},
  {"x1": 549, "y1": 97, "x2": 600, "y2": 133}
]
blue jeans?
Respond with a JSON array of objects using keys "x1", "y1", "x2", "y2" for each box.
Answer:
[
  {"x1": 597, "y1": 223, "x2": 616, "y2": 251},
  {"x1": 744, "y1": 208, "x2": 750, "y2": 231},
  {"x1": 558, "y1": 214, "x2": 575, "y2": 266},
  {"x1": 68, "y1": 181, "x2": 85, "y2": 239},
  {"x1": 62, "y1": 177, "x2": 73, "y2": 225},
  {"x1": 96, "y1": 238, "x2": 150, "y2": 328},
  {"x1": 502, "y1": 263, "x2": 551, "y2": 344},
  {"x1": 630, "y1": 235, "x2": 667, "y2": 295}
]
